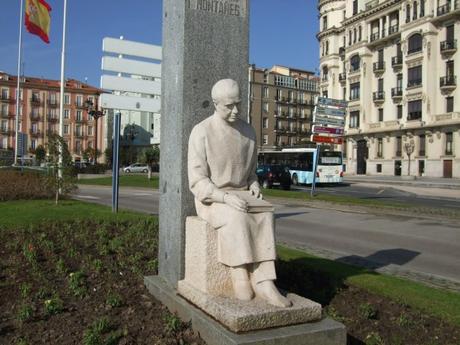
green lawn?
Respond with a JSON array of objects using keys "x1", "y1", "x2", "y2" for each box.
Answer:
[
  {"x1": 0, "y1": 199, "x2": 151, "y2": 228},
  {"x1": 278, "y1": 246, "x2": 460, "y2": 326},
  {"x1": 78, "y1": 175, "x2": 159, "y2": 189}
]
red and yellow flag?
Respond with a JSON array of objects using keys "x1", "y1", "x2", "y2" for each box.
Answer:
[{"x1": 25, "y1": 0, "x2": 52, "y2": 44}]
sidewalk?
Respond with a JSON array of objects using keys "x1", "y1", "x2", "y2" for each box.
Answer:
[{"x1": 344, "y1": 175, "x2": 460, "y2": 199}]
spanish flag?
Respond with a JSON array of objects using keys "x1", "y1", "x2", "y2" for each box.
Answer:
[{"x1": 25, "y1": 0, "x2": 52, "y2": 44}]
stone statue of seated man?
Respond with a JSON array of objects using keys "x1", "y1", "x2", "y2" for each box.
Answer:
[{"x1": 187, "y1": 79, "x2": 291, "y2": 308}]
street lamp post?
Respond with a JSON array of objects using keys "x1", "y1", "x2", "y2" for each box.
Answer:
[{"x1": 85, "y1": 99, "x2": 105, "y2": 164}]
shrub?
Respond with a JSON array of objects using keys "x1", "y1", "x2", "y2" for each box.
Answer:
[{"x1": 0, "y1": 170, "x2": 53, "y2": 201}]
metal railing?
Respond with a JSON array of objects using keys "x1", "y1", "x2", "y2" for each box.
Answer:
[
  {"x1": 391, "y1": 56, "x2": 403, "y2": 66},
  {"x1": 391, "y1": 87, "x2": 403, "y2": 97},
  {"x1": 440, "y1": 75, "x2": 457, "y2": 87},
  {"x1": 373, "y1": 61, "x2": 385, "y2": 72},
  {"x1": 373, "y1": 91, "x2": 385, "y2": 101},
  {"x1": 388, "y1": 24, "x2": 399, "y2": 35},
  {"x1": 407, "y1": 79, "x2": 422, "y2": 87},
  {"x1": 440, "y1": 39, "x2": 457, "y2": 52}
]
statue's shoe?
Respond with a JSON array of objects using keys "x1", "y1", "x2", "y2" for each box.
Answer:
[
  {"x1": 254, "y1": 280, "x2": 292, "y2": 308},
  {"x1": 233, "y1": 279, "x2": 254, "y2": 301}
]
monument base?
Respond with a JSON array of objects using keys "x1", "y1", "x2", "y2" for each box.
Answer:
[{"x1": 145, "y1": 275, "x2": 346, "y2": 345}]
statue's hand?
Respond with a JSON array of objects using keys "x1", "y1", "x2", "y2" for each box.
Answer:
[
  {"x1": 224, "y1": 193, "x2": 248, "y2": 212},
  {"x1": 249, "y1": 185, "x2": 263, "y2": 200}
]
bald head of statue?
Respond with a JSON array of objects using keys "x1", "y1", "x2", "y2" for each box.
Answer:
[{"x1": 211, "y1": 79, "x2": 241, "y2": 123}]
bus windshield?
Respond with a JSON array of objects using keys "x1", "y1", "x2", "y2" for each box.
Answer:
[{"x1": 319, "y1": 151, "x2": 342, "y2": 166}]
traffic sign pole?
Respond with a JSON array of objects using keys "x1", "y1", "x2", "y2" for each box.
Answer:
[
  {"x1": 111, "y1": 112, "x2": 121, "y2": 213},
  {"x1": 311, "y1": 144, "x2": 320, "y2": 197}
]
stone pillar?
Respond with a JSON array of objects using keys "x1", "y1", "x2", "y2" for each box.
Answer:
[{"x1": 159, "y1": 0, "x2": 249, "y2": 287}]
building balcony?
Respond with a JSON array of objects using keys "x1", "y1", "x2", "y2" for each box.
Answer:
[
  {"x1": 391, "y1": 56, "x2": 403, "y2": 69},
  {"x1": 407, "y1": 112, "x2": 422, "y2": 121},
  {"x1": 388, "y1": 24, "x2": 399, "y2": 35},
  {"x1": 440, "y1": 40, "x2": 457, "y2": 55},
  {"x1": 437, "y1": 0, "x2": 459, "y2": 16},
  {"x1": 275, "y1": 96, "x2": 288, "y2": 103},
  {"x1": 339, "y1": 73, "x2": 347, "y2": 83},
  {"x1": 0, "y1": 127, "x2": 10, "y2": 134},
  {"x1": 29, "y1": 113, "x2": 42, "y2": 122},
  {"x1": 373, "y1": 91, "x2": 385, "y2": 103},
  {"x1": 75, "y1": 117, "x2": 87, "y2": 124},
  {"x1": 373, "y1": 61, "x2": 385, "y2": 73},
  {"x1": 0, "y1": 111, "x2": 10, "y2": 119},
  {"x1": 440, "y1": 75, "x2": 457, "y2": 90},
  {"x1": 47, "y1": 114, "x2": 59, "y2": 122},
  {"x1": 391, "y1": 87, "x2": 403, "y2": 99},
  {"x1": 74, "y1": 131, "x2": 85, "y2": 138},
  {"x1": 0, "y1": 94, "x2": 15, "y2": 103},
  {"x1": 274, "y1": 127, "x2": 287, "y2": 133},
  {"x1": 30, "y1": 97, "x2": 42, "y2": 106},
  {"x1": 75, "y1": 102, "x2": 86, "y2": 109},
  {"x1": 370, "y1": 32, "x2": 381, "y2": 42},
  {"x1": 274, "y1": 111, "x2": 286, "y2": 118},
  {"x1": 29, "y1": 130, "x2": 42, "y2": 137},
  {"x1": 47, "y1": 99, "x2": 59, "y2": 107},
  {"x1": 407, "y1": 79, "x2": 422, "y2": 88}
]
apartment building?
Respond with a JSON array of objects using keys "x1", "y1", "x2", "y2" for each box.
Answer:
[
  {"x1": 249, "y1": 65, "x2": 320, "y2": 151},
  {"x1": 0, "y1": 72, "x2": 103, "y2": 162},
  {"x1": 318, "y1": 0, "x2": 459, "y2": 177}
]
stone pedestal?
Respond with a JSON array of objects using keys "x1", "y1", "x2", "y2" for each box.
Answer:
[{"x1": 177, "y1": 217, "x2": 323, "y2": 333}]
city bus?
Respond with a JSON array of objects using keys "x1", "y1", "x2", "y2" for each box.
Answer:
[{"x1": 258, "y1": 148, "x2": 344, "y2": 184}]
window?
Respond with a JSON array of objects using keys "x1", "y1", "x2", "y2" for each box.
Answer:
[
  {"x1": 263, "y1": 117, "x2": 268, "y2": 128},
  {"x1": 88, "y1": 141, "x2": 93, "y2": 149},
  {"x1": 1, "y1": 104, "x2": 7, "y2": 115},
  {"x1": 378, "y1": 108, "x2": 384, "y2": 122},
  {"x1": 377, "y1": 138, "x2": 383, "y2": 158},
  {"x1": 349, "y1": 111, "x2": 360, "y2": 128},
  {"x1": 353, "y1": 0, "x2": 358, "y2": 15},
  {"x1": 263, "y1": 87, "x2": 269, "y2": 98},
  {"x1": 420, "y1": 0, "x2": 425, "y2": 16},
  {"x1": 88, "y1": 126, "x2": 93, "y2": 135},
  {"x1": 76, "y1": 95, "x2": 83, "y2": 106},
  {"x1": 413, "y1": 1, "x2": 418, "y2": 20},
  {"x1": 263, "y1": 102, "x2": 269, "y2": 112},
  {"x1": 323, "y1": 90, "x2": 328, "y2": 98},
  {"x1": 289, "y1": 107, "x2": 294, "y2": 118},
  {"x1": 323, "y1": 15, "x2": 328, "y2": 30},
  {"x1": 350, "y1": 54, "x2": 360, "y2": 71},
  {"x1": 350, "y1": 82, "x2": 360, "y2": 100},
  {"x1": 64, "y1": 124, "x2": 69, "y2": 134},
  {"x1": 64, "y1": 94, "x2": 70, "y2": 105},
  {"x1": 1, "y1": 88, "x2": 8, "y2": 99},
  {"x1": 358, "y1": 26, "x2": 362, "y2": 41},
  {"x1": 406, "y1": 4, "x2": 411, "y2": 23},
  {"x1": 353, "y1": 28, "x2": 357, "y2": 43},
  {"x1": 446, "y1": 132, "x2": 453, "y2": 155},
  {"x1": 419, "y1": 134, "x2": 426, "y2": 156},
  {"x1": 408, "y1": 100, "x2": 422, "y2": 120},
  {"x1": 64, "y1": 109, "x2": 70, "y2": 119},
  {"x1": 31, "y1": 139, "x2": 36, "y2": 150},
  {"x1": 76, "y1": 110, "x2": 82, "y2": 121},
  {"x1": 276, "y1": 89, "x2": 282, "y2": 100},
  {"x1": 349, "y1": 30, "x2": 352, "y2": 45},
  {"x1": 446, "y1": 97, "x2": 454, "y2": 112},
  {"x1": 263, "y1": 135, "x2": 268, "y2": 145},
  {"x1": 396, "y1": 136, "x2": 402, "y2": 156},
  {"x1": 408, "y1": 66, "x2": 422, "y2": 87},
  {"x1": 325, "y1": 41, "x2": 329, "y2": 55},
  {"x1": 322, "y1": 66, "x2": 329, "y2": 81},
  {"x1": 408, "y1": 33, "x2": 423, "y2": 54},
  {"x1": 376, "y1": 164, "x2": 382, "y2": 173},
  {"x1": 397, "y1": 105, "x2": 403, "y2": 119}
]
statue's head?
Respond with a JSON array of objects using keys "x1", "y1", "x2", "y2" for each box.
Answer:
[{"x1": 211, "y1": 79, "x2": 241, "y2": 123}]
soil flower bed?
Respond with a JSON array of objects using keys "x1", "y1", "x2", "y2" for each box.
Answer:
[{"x1": 0, "y1": 216, "x2": 204, "y2": 345}]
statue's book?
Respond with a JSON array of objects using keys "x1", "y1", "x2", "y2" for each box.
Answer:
[{"x1": 229, "y1": 191, "x2": 275, "y2": 213}]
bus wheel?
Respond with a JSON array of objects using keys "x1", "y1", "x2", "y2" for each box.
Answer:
[
  {"x1": 262, "y1": 180, "x2": 270, "y2": 189},
  {"x1": 292, "y1": 174, "x2": 298, "y2": 186}
]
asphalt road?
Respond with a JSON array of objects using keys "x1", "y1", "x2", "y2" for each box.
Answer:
[
  {"x1": 294, "y1": 183, "x2": 460, "y2": 210},
  {"x1": 75, "y1": 185, "x2": 460, "y2": 289}
]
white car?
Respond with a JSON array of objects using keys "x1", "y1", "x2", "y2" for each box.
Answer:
[{"x1": 123, "y1": 163, "x2": 149, "y2": 173}]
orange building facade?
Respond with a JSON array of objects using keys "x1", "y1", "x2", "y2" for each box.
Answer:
[{"x1": 0, "y1": 72, "x2": 103, "y2": 162}]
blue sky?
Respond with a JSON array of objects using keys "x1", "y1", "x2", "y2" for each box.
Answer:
[{"x1": 0, "y1": 0, "x2": 319, "y2": 86}]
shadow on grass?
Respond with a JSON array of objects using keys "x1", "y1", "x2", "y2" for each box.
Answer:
[{"x1": 276, "y1": 248, "x2": 420, "y2": 306}]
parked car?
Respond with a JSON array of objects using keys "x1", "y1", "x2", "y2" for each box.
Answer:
[
  {"x1": 256, "y1": 164, "x2": 291, "y2": 190},
  {"x1": 123, "y1": 163, "x2": 149, "y2": 173}
]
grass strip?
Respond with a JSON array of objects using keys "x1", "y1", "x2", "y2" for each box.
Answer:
[
  {"x1": 77, "y1": 175, "x2": 159, "y2": 189},
  {"x1": 277, "y1": 245, "x2": 460, "y2": 326},
  {"x1": 0, "y1": 199, "x2": 151, "y2": 228}
]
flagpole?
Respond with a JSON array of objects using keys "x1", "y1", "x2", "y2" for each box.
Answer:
[
  {"x1": 58, "y1": 0, "x2": 67, "y2": 177},
  {"x1": 14, "y1": 0, "x2": 25, "y2": 166}
]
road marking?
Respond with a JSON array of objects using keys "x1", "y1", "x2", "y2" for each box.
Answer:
[
  {"x1": 376, "y1": 189, "x2": 385, "y2": 195},
  {"x1": 76, "y1": 195, "x2": 100, "y2": 200}
]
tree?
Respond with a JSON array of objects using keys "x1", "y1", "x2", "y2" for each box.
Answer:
[
  {"x1": 139, "y1": 145, "x2": 160, "y2": 180},
  {"x1": 35, "y1": 145, "x2": 46, "y2": 165},
  {"x1": 104, "y1": 146, "x2": 113, "y2": 168},
  {"x1": 45, "y1": 134, "x2": 76, "y2": 204},
  {"x1": 83, "y1": 147, "x2": 101, "y2": 164}
]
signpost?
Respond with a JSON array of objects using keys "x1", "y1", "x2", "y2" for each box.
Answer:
[
  {"x1": 101, "y1": 37, "x2": 162, "y2": 212},
  {"x1": 310, "y1": 96, "x2": 348, "y2": 196}
]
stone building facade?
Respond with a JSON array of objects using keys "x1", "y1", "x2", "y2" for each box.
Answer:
[
  {"x1": 0, "y1": 72, "x2": 103, "y2": 162},
  {"x1": 249, "y1": 65, "x2": 319, "y2": 151},
  {"x1": 318, "y1": 0, "x2": 459, "y2": 177}
]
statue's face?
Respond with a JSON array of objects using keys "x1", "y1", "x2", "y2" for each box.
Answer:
[{"x1": 215, "y1": 97, "x2": 240, "y2": 123}]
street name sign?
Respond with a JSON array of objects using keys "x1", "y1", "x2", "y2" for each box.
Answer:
[
  {"x1": 317, "y1": 97, "x2": 347, "y2": 108},
  {"x1": 316, "y1": 106, "x2": 346, "y2": 117},
  {"x1": 313, "y1": 125, "x2": 344, "y2": 135},
  {"x1": 312, "y1": 135, "x2": 343, "y2": 144},
  {"x1": 314, "y1": 115, "x2": 345, "y2": 127}
]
